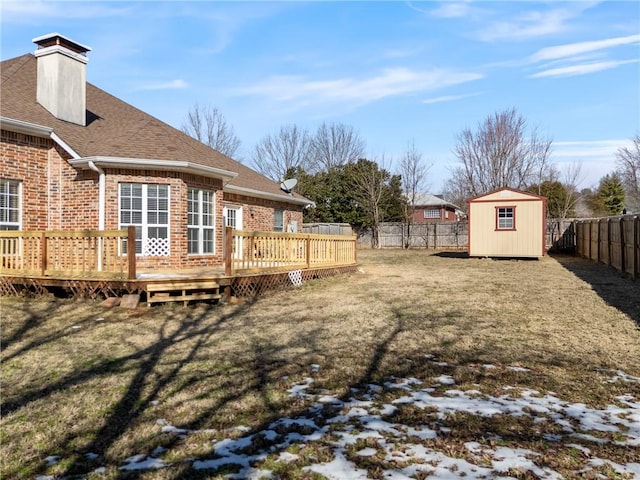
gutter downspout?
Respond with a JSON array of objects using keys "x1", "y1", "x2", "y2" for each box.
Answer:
[{"x1": 88, "y1": 160, "x2": 105, "y2": 271}]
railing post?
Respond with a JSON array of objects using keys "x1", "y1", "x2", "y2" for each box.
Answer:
[
  {"x1": 40, "y1": 231, "x2": 47, "y2": 276},
  {"x1": 225, "y1": 226, "x2": 233, "y2": 276},
  {"x1": 127, "y1": 226, "x2": 136, "y2": 280},
  {"x1": 305, "y1": 234, "x2": 311, "y2": 269}
]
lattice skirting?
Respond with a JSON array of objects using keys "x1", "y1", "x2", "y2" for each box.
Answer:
[
  {"x1": 0, "y1": 276, "x2": 143, "y2": 300},
  {"x1": 1, "y1": 264, "x2": 357, "y2": 301},
  {"x1": 231, "y1": 264, "x2": 358, "y2": 298}
]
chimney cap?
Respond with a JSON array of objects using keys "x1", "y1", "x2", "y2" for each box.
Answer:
[{"x1": 32, "y1": 32, "x2": 91, "y2": 55}]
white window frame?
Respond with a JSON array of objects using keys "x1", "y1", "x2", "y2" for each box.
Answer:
[
  {"x1": 188, "y1": 188, "x2": 216, "y2": 255},
  {"x1": 274, "y1": 209, "x2": 284, "y2": 232},
  {"x1": 118, "y1": 183, "x2": 170, "y2": 256},
  {"x1": 423, "y1": 209, "x2": 439, "y2": 219},
  {"x1": 0, "y1": 179, "x2": 22, "y2": 231},
  {"x1": 496, "y1": 206, "x2": 515, "y2": 230}
]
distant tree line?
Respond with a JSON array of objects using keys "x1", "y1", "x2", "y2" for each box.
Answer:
[{"x1": 183, "y1": 103, "x2": 639, "y2": 247}]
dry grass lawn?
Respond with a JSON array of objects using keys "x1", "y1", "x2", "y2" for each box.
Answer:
[{"x1": 1, "y1": 249, "x2": 639, "y2": 479}]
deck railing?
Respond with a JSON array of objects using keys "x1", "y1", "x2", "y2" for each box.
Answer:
[
  {"x1": 0, "y1": 227, "x2": 136, "y2": 279},
  {"x1": 224, "y1": 227, "x2": 357, "y2": 275},
  {"x1": 1, "y1": 227, "x2": 356, "y2": 280}
]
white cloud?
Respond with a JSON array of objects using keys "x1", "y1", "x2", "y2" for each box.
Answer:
[
  {"x1": 474, "y1": 2, "x2": 603, "y2": 43},
  {"x1": 230, "y1": 68, "x2": 483, "y2": 109},
  {"x1": 422, "y1": 92, "x2": 481, "y2": 104},
  {"x1": 137, "y1": 79, "x2": 189, "y2": 91},
  {"x1": 530, "y1": 59, "x2": 638, "y2": 78},
  {"x1": 530, "y1": 34, "x2": 640, "y2": 62},
  {"x1": 551, "y1": 139, "x2": 632, "y2": 187},
  {"x1": 0, "y1": 0, "x2": 132, "y2": 22},
  {"x1": 429, "y1": 2, "x2": 472, "y2": 19}
]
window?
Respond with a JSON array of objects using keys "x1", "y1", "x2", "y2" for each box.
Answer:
[
  {"x1": 0, "y1": 180, "x2": 21, "y2": 230},
  {"x1": 119, "y1": 183, "x2": 169, "y2": 255},
  {"x1": 496, "y1": 207, "x2": 515, "y2": 230},
  {"x1": 188, "y1": 188, "x2": 215, "y2": 254},
  {"x1": 274, "y1": 209, "x2": 284, "y2": 232},
  {"x1": 423, "y1": 209, "x2": 439, "y2": 219}
]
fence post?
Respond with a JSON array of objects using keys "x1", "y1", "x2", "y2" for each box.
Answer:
[
  {"x1": 127, "y1": 226, "x2": 136, "y2": 280},
  {"x1": 40, "y1": 231, "x2": 47, "y2": 276},
  {"x1": 306, "y1": 234, "x2": 311, "y2": 269},
  {"x1": 634, "y1": 216, "x2": 639, "y2": 280},
  {"x1": 620, "y1": 217, "x2": 626, "y2": 275},
  {"x1": 224, "y1": 226, "x2": 233, "y2": 276}
]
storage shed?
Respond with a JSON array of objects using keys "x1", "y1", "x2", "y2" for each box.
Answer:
[{"x1": 467, "y1": 187, "x2": 546, "y2": 258}]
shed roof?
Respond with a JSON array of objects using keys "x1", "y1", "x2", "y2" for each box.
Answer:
[
  {"x1": 413, "y1": 193, "x2": 460, "y2": 210},
  {"x1": 467, "y1": 187, "x2": 546, "y2": 203},
  {"x1": 0, "y1": 53, "x2": 310, "y2": 206}
]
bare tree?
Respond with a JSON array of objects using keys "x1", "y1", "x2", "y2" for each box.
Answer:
[
  {"x1": 399, "y1": 140, "x2": 430, "y2": 248},
  {"x1": 350, "y1": 156, "x2": 391, "y2": 248},
  {"x1": 310, "y1": 122, "x2": 366, "y2": 173},
  {"x1": 450, "y1": 108, "x2": 552, "y2": 196},
  {"x1": 251, "y1": 125, "x2": 312, "y2": 182},
  {"x1": 181, "y1": 103, "x2": 241, "y2": 159},
  {"x1": 615, "y1": 133, "x2": 640, "y2": 212}
]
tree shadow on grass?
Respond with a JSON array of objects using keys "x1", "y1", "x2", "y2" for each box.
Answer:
[{"x1": 550, "y1": 253, "x2": 640, "y2": 327}]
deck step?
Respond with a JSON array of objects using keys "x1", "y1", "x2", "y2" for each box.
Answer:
[{"x1": 146, "y1": 280, "x2": 221, "y2": 306}]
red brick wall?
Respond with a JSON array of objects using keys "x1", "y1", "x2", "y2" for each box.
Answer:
[
  {"x1": 104, "y1": 169, "x2": 225, "y2": 270},
  {"x1": 411, "y1": 206, "x2": 458, "y2": 223},
  {"x1": 1, "y1": 130, "x2": 99, "y2": 230},
  {"x1": 2, "y1": 130, "x2": 305, "y2": 270}
]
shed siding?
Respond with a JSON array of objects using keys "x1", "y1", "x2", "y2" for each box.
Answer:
[{"x1": 468, "y1": 188, "x2": 545, "y2": 258}]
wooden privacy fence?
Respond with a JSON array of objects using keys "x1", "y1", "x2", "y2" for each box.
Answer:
[
  {"x1": 0, "y1": 227, "x2": 136, "y2": 279},
  {"x1": 225, "y1": 227, "x2": 357, "y2": 275},
  {"x1": 574, "y1": 216, "x2": 640, "y2": 279},
  {"x1": 358, "y1": 222, "x2": 469, "y2": 249}
]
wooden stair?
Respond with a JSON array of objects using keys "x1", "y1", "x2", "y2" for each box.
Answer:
[{"x1": 146, "y1": 280, "x2": 221, "y2": 307}]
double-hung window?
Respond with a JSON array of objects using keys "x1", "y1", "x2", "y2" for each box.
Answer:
[
  {"x1": 496, "y1": 206, "x2": 515, "y2": 230},
  {"x1": 188, "y1": 188, "x2": 215, "y2": 254},
  {"x1": 119, "y1": 183, "x2": 170, "y2": 255},
  {"x1": 0, "y1": 180, "x2": 21, "y2": 231},
  {"x1": 274, "y1": 209, "x2": 284, "y2": 232}
]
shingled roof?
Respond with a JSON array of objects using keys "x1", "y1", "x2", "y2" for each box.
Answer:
[{"x1": 1, "y1": 53, "x2": 310, "y2": 206}]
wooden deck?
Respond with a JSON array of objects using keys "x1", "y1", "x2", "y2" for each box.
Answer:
[{"x1": 0, "y1": 227, "x2": 358, "y2": 303}]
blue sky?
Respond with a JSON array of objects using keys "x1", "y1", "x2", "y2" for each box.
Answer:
[{"x1": 1, "y1": 1, "x2": 639, "y2": 191}]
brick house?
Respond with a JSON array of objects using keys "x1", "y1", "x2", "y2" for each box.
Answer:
[
  {"x1": 411, "y1": 194, "x2": 462, "y2": 223},
  {"x1": 0, "y1": 33, "x2": 312, "y2": 272}
]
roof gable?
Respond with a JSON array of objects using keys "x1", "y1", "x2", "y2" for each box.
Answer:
[{"x1": 467, "y1": 187, "x2": 546, "y2": 203}]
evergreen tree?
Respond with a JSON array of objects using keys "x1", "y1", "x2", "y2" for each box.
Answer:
[{"x1": 597, "y1": 173, "x2": 625, "y2": 216}]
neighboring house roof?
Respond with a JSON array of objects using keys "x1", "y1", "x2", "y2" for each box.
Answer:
[
  {"x1": 0, "y1": 53, "x2": 310, "y2": 206},
  {"x1": 413, "y1": 193, "x2": 460, "y2": 210}
]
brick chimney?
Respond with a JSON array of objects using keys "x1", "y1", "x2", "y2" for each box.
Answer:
[{"x1": 33, "y1": 33, "x2": 91, "y2": 126}]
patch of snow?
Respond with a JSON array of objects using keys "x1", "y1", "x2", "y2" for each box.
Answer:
[
  {"x1": 276, "y1": 451, "x2": 299, "y2": 462},
  {"x1": 85, "y1": 452, "x2": 99, "y2": 460},
  {"x1": 44, "y1": 456, "x2": 60, "y2": 466},
  {"x1": 310, "y1": 364, "x2": 320, "y2": 373},
  {"x1": 435, "y1": 374, "x2": 455, "y2": 385},
  {"x1": 507, "y1": 366, "x2": 531, "y2": 372},
  {"x1": 356, "y1": 447, "x2": 377, "y2": 456},
  {"x1": 303, "y1": 449, "x2": 370, "y2": 480},
  {"x1": 120, "y1": 454, "x2": 167, "y2": 470}
]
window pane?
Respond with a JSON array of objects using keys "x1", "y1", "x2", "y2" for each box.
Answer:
[
  {"x1": 0, "y1": 179, "x2": 21, "y2": 230},
  {"x1": 188, "y1": 228, "x2": 199, "y2": 254},
  {"x1": 203, "y1": 229, "x2": 214, "y2": 253}
]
